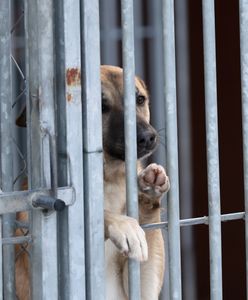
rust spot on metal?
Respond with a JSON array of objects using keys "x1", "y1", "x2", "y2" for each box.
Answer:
[
  {"x1": 67, "y1": 93, "x2": 73, "y2": 102},
  {"x1": 66, "y1": 68, "x2": 81, "y2": 86}
]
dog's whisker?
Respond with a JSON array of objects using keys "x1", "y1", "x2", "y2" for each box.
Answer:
[
  {"x1": 159, "y1": 140, "x2": 166, "y2": 148},
  {"x1": 158, "y1": 133, "x2": 165, "y2": 140},
  {"x1": 158, "y1": 135, "x2": 166, "y2": 144},
  {"x1": 156, "y1": 127, "x2": 166, "y2": 134}
]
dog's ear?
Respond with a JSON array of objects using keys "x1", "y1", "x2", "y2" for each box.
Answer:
[
  {"x1": 137, "y1": 77, "x2": 147, "y2": 90},
  {"x1": 16, "y1": 107, "x2": 27, "y2": 127}
]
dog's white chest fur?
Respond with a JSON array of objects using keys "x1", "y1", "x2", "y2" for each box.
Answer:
[
  {"x1": 103, "y1": 160, "x2": 167, "y2": 300},
  {"x1": 104, "y1": 178, "x2": 127, "y2": 299},
  {"x1": 105, "y1": 240, "x2": 127, "y2": 300},
  {"x1": 104, "y1": 177, "x2": 126, "y2": 214}
]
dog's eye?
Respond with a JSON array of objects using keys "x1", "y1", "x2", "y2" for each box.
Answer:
[{"x1": 136, "y1": 95, "x2": 146, "y2": 106}]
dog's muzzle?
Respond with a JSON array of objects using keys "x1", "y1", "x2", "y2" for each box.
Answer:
[
  {"x1": 104, "y1": 111, "x2": 159, "y2": 161},
  {"x1": 137, "y1": 122, "x2": 158, "y2": 159}
]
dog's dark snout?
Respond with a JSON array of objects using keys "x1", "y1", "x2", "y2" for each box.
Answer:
[
  {"x1": 137, "y1": 131, "x2": 156, "y2": 149},
  {"x1": 136, "y1": 120, "x2": 158, "y2": 158}
]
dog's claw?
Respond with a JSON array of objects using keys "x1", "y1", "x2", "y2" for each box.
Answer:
[{"x1": 138, "y1": 163, "x2": 170, "y2": 197}]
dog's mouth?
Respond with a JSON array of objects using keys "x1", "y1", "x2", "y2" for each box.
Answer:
[
  {"x1": 137, "y1": 129, "x2": 158, "y2": 159},
  {"x1": 137, "y1": 146, "x2": 157, "y2": 160}
]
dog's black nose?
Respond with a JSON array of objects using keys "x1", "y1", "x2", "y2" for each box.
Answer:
[{"x1": 137, "y1": 131, "x2": 157, "y2": 150}]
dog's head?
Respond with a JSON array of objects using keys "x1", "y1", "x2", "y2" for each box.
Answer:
[
  {"x1": 101, "y1": 65, "x2": 158, "y2": 162},
  {"x1": 16, "y1": 65, "x2": 159, "y2": 162}
]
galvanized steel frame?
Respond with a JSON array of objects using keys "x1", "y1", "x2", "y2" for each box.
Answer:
[
  {"x1": 24, "y1": 0, "x2": 59, "y2": 298},
  {"x1": 0, "y1": 1, "x2": 248, "y2": 300},
  {"x1": 61, "y1": 0, "x2": 87, "y2": 298},
  {"x1": 202, "y1": 1, "x2": 223, "y2": 299},
  {"x1": 121, "y1": 0, "x2": 141, "y2": 299},
  {"x1": 0, "y1": 1, "x2": 16, "y2": 298},
  {"x1": 81, "y1": 0, "x2": 105, "y2": 299},
  {"x1": 239, "y1": 0, "x2": 248, "y2": 298},
  {"x1": 162, "y1": 1, "x2": 182, "y2": 299}
]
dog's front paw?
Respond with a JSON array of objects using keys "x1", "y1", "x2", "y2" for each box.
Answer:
[
  {"x1": 105, "y1": 212, "x2": 148, "y2": 262},
  {"x1": 138, "y1": 163, "x2": 170, "y2": 198}
]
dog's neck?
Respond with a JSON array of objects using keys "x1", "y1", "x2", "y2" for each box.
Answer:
[
  {"x1": 104, "y1": 158, "x2": 126, "y2": 183},
  {"x1": 103, "y1": 155, "x2": 142, "y2": 183}
]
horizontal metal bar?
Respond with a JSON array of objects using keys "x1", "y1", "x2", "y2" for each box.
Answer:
[
  {"x1": 15, "y1": 220, "x2": 29, "y2": 229},
  {"x1": 2, "y1": 235, "x2": 32, "y2": 245},
  {"x1": 142, "y1": 212, "x2": 245, "y2": 230},
  {"x1": 0, "y1": 186, "x2": 75, "y2": 214}
]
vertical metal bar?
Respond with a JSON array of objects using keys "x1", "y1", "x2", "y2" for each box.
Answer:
[
  {"x1": 34, "y1": 0, "x2": 58, "y2": 294},
  {"x1": 81, "y1": 1, "x2": 105, "y2": 299},
  {"x1": 62, "y1": 0, "x2": 86, "y2": 299},
  {"x1": 133, "y1": 0, "x2": 145, "y2": 77},
  {"x1": 202, "y1": 1, "x2": 223, "y2": 299},
  {"x1": 24, "y1": 0, "x2": 39, "y2": 185},
  {"x1": 54, "y1": 1, "x2": 70, "y2": 299},
  {"x1": 100, "y1": 0, "x2": 119, "y2": 65},
  {"x1": 0, "y1": 1, "x2": 16, "y2": 299},
  {"x1": 146, "y1": 4, "x2": 169, "y2": 297},
  {"x1": 23, "y1": 4, "x2": 34, "y2": 297},
  {"x1": 0, "y1": 217, "x2": 3, "y2": 300},
  {"x1": 25, "y1": 0, "x2": 58, "y2": 298},
  {"x1": 147, "y1": 0, "x2": 166, "y2": 167},
  {"x1": 239, "y1": 0, "x2": 248, "y2": 298},
  {"x1": 162, "y1": 1, "x2": 182, "y2": 299},
  {"x1": 121, "y1": 1, "x2": 141, "y2": 299}
]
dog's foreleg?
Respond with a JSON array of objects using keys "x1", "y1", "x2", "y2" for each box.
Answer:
[
  {"x1": 138, "y1": 163, "x2": 169, "y2": 221},
  {"x1": 138, "y1": 163, "x2": 169, "y2": 300},
  {"x1": 104, "y1": 210, "x2": 148, "y2": 262}
]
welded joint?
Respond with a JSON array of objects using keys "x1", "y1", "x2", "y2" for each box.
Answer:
[{"x1": 39, "y1": 122, "x2": 54, "y2": 138}]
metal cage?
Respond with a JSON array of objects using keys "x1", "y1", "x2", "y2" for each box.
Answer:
[{"x1": 0, "y1": 0, "x2": 248, "y2": 299}]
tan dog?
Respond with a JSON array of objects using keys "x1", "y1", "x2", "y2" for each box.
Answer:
[
  {"x1": 15, "y1": 65, "x2": 170, "y2": 300},
  {"x1": 101, "y1": 65, "x2": 169, "y2": 299}
]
